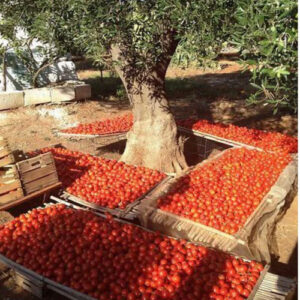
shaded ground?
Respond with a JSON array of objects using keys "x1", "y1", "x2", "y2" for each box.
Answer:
[{"x1": 0, "y1": 62, "x2": 297, "y2": 299}]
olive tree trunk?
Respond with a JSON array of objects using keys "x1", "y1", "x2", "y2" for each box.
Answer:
[
  {"x1": 2, "y1": 51, "x2": 7, "y2": 92},
  {"x1": 111, "y1": 44, "x2": 187, "y2": 174}
]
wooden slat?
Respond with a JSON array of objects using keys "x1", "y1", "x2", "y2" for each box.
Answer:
[
  {"x1": 0, "y1": 165, "x2": 19, "y2": 184},
  {"x1": 0, "y1": 179, "x2": 22, "y2": 195},
  {"x1": 23, "y1": 173, "x2": 59, "y2": 195},
  {"x1": 0, "y1": 174, "x2": 19, "y2": 184},
  {"x1": 0, "y1": 182, "x2": 61, "y2": 210},
  {"x1": 0, "y1": 188, "x2": 24, "y2": 205},
  {"x1": 21, "y1": 164, "x2": 56, "y2": 184},
  {"x1": 0, "y1": 154, "x2": 15, "y2": 167},
  {"x1": 17, "y1": 153, "x2": 54, "y2": 174}
]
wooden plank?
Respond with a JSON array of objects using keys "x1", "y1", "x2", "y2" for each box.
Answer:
[
  {"x1": 0, "y1": 188, "x2": 24, "y2": 205},
  {"x1": 23, "y1": 173, "x2": 59, "y2": 195},
  {"x1": 0, "y1": 154, "x2": 15, "y2": 167},
  {"x1": 0, "y1": 174, "x2": 19, "y2": 184},
  {"x1": 0, "y1": 182, "x2": 61, "y2": 211},
  {"x1": 0, "y1": 165, "x2": 19, "y2": 183},
  {"x1": 21, "y1": 164, "x2": 56, "y2": 184},
  {"x1": 17, "y1": 153, "x2": 54, "y2": 173},
  {"x1": 0, "y1": 179, "x2": 22, "y2": 195}
]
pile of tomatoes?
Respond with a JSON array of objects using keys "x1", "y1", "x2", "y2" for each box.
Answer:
[
  {"x1": 37, "y1": 147, "x2": 165, "y2": 209},
  {"x1": 158, "y1": 148, "x2": 291, "y2": 234},
  {"x1": 178, "y1": 119, "x2": 298, "y2": 154},
  {"x1": 61, "y1": 114, "x2": 133, "y2": 135},
  {"x1": 0, "y1": 204, "x2": 264, "y2": 299}
]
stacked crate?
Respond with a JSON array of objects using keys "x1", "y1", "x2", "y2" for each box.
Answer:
[
  {"x1": 17, "y1": 152, "x2": 59, "y2": 195},
  {"x1": 0, "y1": 137, "x2": 24, "y2": 207}
]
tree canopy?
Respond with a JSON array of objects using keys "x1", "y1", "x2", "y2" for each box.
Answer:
[
  {"x1": 1, "y1": 0, "x2": 296, "y2": 111},
  {"x1": 0, "y1": 0, "x2": 297, "y2": 172}
]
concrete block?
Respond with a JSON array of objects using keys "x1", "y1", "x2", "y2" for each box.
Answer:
[
  {"x1": 24, "y1": 88, "x2": 52, "y2": 106},
  {"x1": 0, "y1": 91, "x2": 24, "y2": 110},
  {"x1": 51, "y1": 86, "x2": 75, "y2": 103},
  {"x1": 75, "y1": 84, "x2": 91, "y2": 100}
]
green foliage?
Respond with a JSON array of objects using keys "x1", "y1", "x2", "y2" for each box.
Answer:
[
  {"x1": 0, "y1": 0, "x2": 236, "y2": 73},
  {"x1": 0, "y1": 0, "x2": 297, "y2": 113},
  {"x1": 232, "y1": 0, "x2": 297, "y2": 113},
  {"x1": 0, "y1": 9, "x2": 62, "y2": 87}
]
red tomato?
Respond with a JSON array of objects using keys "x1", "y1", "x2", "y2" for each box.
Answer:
[
  {"x1": 0, "y1": 204, "x2": 264, "y2": 300},
  {"x1": 177, "y1": 118, "x2": 297, "y2": 153},
  {"x1": 157, "y1": 148, "x2": 291, "y2": 234},
  {"x1": 62, "y1": 113, "x2": 133, "y2": 135},
  {"x1": 30, "y1": 147, "x2": 165, "y2": 210}
]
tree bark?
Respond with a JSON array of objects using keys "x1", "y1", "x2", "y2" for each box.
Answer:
[
  {"x1": 111, "y1": 43, "x2": 187, "y2": 174},
  {"x1": 2, "y1": 51, "x2": 7, "y2": 92}
]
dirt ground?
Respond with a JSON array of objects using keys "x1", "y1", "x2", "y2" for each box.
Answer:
[{"x1": 0, "y1": 62, "x2": 297, "y2": 299}]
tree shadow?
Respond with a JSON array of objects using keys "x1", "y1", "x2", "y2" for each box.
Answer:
[
  {"x1": 95, "y1": 140, "x2": 126, "y2": 156},
  {"x1": 271, "y1": 241, "x2": 298, "y2": 276}
]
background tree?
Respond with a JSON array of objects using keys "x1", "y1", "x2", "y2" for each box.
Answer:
[
  {"x1": 0, "y1": 17, "x2": 16, "y2": 91},
  {"x1": 0, "y1": 10, "x2": 69, "y2": 89},
  {"x1": 0, "y1": 0, "x2": 297, "y2": 172},
  {"x1": 233, "y1": 0, "x2": 297, "y2": 113}
]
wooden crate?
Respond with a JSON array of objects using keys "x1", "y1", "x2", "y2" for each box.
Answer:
[
  {"x1": 0, "y1": 165, "x2": 23, "y2": 206},
  {"x1": 17, "y1": 153, "x2": 59, "y2": 195},
  {"x1": 0, "y1": 203, "x2": 270, "y2": 300},
  {"x1": 137, "y1": 151, "x2": 298, "y2": 262},
  {"x1": 0, "y1": 165, "x2": 19, "y2": 184},
  {"x1": 0, "y1": 178, "x2": 22, "y2": 195}
]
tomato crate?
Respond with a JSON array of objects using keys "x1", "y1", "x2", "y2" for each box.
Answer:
[
  {"x1": 137, "y1": 149, "x2": 298, "y2": 263},
  {"x1": 17, "y1": 152, "x2": 59, "y2": 195},
  {"x1": 59, "y1": 175, "x2": 171, "y2": 220},
  {"x1": 179, "y1": 126, "x2": 262, "y2": 147},
  {"x1": 0, "y1": 202, "x2": 272, "y2": 300}
]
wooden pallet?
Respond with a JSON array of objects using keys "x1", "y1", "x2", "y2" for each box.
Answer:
[
  {"x1": 17, "y1": 153, "x2": 59, "y2": 195},
  {"x1": 0, "y1": 183, "x2": 61, "y2": 211}
]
